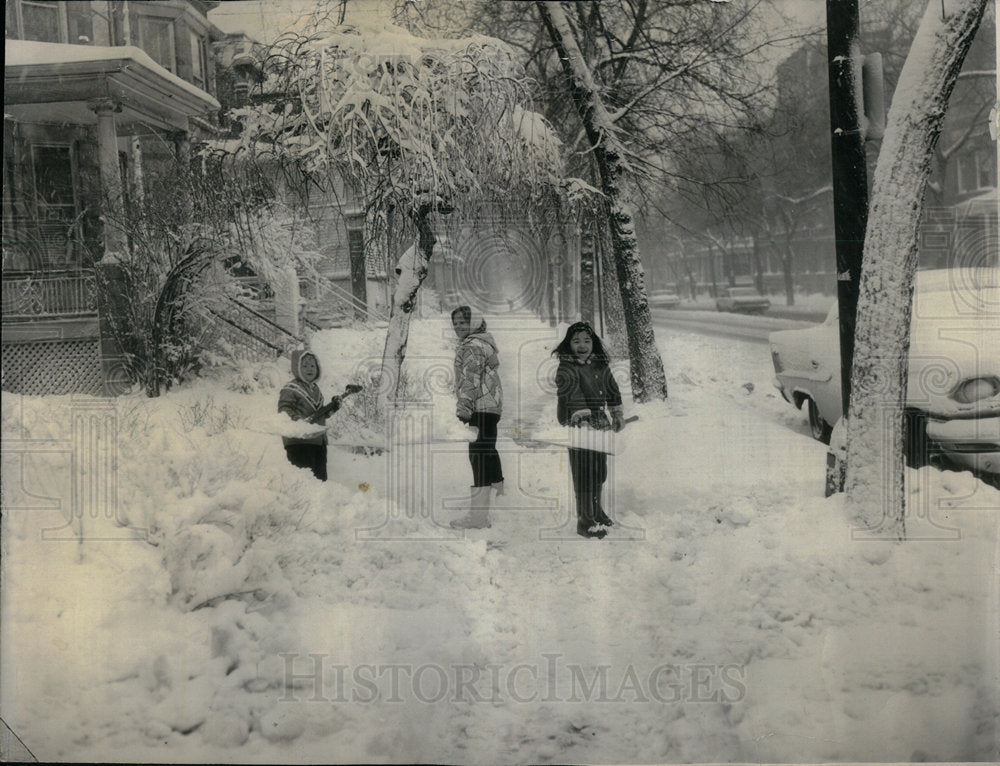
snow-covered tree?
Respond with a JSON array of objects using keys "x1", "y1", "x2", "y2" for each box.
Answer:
[
  {"x1": 232, "y1": 13, "x2": 569, "y2": 413},
  {"x1": 535, "y1": 1, "x2": 668, "y2": 401},
  {"x1": 97, "y1": 153, "x2": 317, "y2": 397},
  {"x1": 845, "y1": 0, "x2": 990, "y2": 537}
]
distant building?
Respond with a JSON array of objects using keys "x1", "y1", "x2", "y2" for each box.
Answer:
[
  {"x1": 213, "y1": 31, "x2": 266, "y2": 131},
  {"x1": 648, "y1": 22, "x2": 997, "y2": 299}
]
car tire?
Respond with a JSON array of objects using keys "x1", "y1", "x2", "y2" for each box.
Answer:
[
  {"x1": 807, "y1": 398, "x2": 833, "y2": 444},
  {"x1": 903, "y1": 410, "x2": 931, "y2": 470}
]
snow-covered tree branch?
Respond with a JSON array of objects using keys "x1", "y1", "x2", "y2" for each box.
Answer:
[{"x1": 232, "y1": 13, "x2": 574, "y2": 414}]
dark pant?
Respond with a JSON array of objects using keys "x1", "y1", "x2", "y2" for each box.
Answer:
[
  {"x1": 285, "y1": 443, "x2": 328, "y2": 481},
  {"x1": 568, "y1": 447, "x2": 607, "y2": 496},
  {"x1": 468, "y1": 412, "x2": 504, "y2": 487},
  {"x1": 569, "y1": 447, "x2": 608, "y2": 525}
]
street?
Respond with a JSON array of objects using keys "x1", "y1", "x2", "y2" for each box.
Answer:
[{"x1": 650, "y1": 307, "x2": 818, "y2": 344}]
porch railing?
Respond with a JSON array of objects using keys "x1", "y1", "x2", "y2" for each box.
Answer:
[
  {"x1": 201, "y1": 296, "x2": 304, "y2": 359},
  {"x1": 1, "y1": 271, "x2": 99, "y2": 318}
]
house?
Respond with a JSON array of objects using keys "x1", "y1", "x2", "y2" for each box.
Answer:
[{"x1": 3, "y1": 0, "x2": 224, "y2": 395}]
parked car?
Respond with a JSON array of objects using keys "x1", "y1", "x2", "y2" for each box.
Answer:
[
  {"x1": 769, "y1": 268, "x2": 1000, "y2": 479},
  {"x1": 716, "y1": 286, "x2": 770, "y2": 314},
  {"x1": 648, "y1": 288, "x2": 681, "y2": 309}
]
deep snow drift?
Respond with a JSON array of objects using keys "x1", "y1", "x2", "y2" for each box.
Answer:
[{"x1": 2, "y1": 315, "x2": 997, "y2": 763}]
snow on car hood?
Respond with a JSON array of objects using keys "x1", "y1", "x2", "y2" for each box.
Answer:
[
  {"x1": 907, "y1": 284, "x2": 1000, "y2": 417},
  {"x1": 769, "y1": 272, "x2": 999, "y2": 420}
]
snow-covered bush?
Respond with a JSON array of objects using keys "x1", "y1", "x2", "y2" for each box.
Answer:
[
  {"x1": 97, "y1": 151, "x2": 326, "y2": 398},
  {"x1": 176, "y1": 396, "x2": 250, "y2": 436}
]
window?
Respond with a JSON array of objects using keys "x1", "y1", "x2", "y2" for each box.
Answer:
[
  {"x1": 138, "y1": 15, "x2": 175, "y2": 73},
  {"x1": 26, "y1": 145, "x2": 80, "y2": 269},
  {"x1": 977, "y1": 152, "x2": 994, "y2": 189},
  {"x1": 5, "y1": 3, "x2": 19, "y2": 39},
  {"x1": 957, "y1": 149, "x2": 996, "y2": 194},
  {"x1": 233, "y1": 81, "x2": 250, "y2": 107},
  {"x1": 10, "y1": 0, "x2": 66, "y2": 42},
  {"x1": 189, "y1": 30, "x2": 209, "y2": 89}
]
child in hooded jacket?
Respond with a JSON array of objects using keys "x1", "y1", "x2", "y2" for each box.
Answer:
[
  {"x1": 449, "y1": 305, "x2": 504, "y2": 529},
  {"x1": 553, "y1": 322, "x2": 625, "y2": 539},
  {"x1": 278, "y1": 349, "x2": 336, "y2": 481}
]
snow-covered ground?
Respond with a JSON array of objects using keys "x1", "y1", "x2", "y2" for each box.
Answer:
[{"x1": 2, "y1": 315, "x2": 997, "y2": 763}]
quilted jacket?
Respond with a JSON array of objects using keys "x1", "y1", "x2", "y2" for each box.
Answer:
[{"x1": 455, "y1": 330, "x2": 503, "y2": 419}]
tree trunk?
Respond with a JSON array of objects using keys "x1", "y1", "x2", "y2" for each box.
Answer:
[
  {"x1": 537, "y1": 1, "x2": 668, "y2": 401},
  {"x1": 546, "y1": 231, "x2": 558, "y2": 326},
  {"x1": 707, "y1": 243, "x2": 718, "y2": 298},
  {"x1": 780, "y1": 211, "x2": 797, "y2": 306},
  {"x1": 599, "y1": 224, "x2": 629, "y2": 357},
  {"x1": 550, "y1": 206, "x2": 567, "y2": 325},
  {"x1": 752, "y1": 231, "x2": 765, "y2": 295},
  {"x1": 685, "y1": 264, "x2": 697, "y2": 301},
  {"x1": 580, "y1": 220, "x2": 596, "y2": 325},
  {"x1": 844, "y1": 0, "x2": 988, "y2": 537},
  {"x1": 782, "y1": 250, "x2": 796, "y2": 307},
  {"x1": 378, "y1": 204, "x2": 435, "y2": 416}
]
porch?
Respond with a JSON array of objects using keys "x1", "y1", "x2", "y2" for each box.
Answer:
[
  {"x1": 1, "y1": 270, "x2": 105, "y2": 395},
  {"x1": 3, "y1": 39, "x2": 220, "y2": 396}
]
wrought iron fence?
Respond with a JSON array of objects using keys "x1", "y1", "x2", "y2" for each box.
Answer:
[{"x1": 1, "y1": 271, "x2": 98, "y2": 318}]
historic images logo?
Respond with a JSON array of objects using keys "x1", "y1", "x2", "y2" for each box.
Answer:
[{"x1": 278, "y1": 653, "x2": 746, "y2": 705}]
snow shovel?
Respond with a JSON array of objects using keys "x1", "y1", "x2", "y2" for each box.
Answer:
[{"x1": 521, "y1": 415, "x2": 639, "y2": 455}]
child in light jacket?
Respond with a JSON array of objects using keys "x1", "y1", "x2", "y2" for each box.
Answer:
[{"x1": 450, "y1": 305, "x2": 504, "y2": 529}]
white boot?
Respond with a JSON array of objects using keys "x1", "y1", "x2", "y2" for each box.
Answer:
[
  {"x1": 491, "y1": 480, "x2": 505, "y2": 497},
  {"x1": 450, "y1": 485, "x2": 491, "y2": 529}
]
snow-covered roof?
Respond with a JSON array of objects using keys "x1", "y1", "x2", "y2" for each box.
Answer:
[{"x1": 5, "y1": 39, "x2": 220, "y2": 111}]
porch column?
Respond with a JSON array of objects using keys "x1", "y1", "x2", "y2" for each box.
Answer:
[
  {"x1": 173, "y1": 131, "x2": 193, "y2": 219},
  {"x1": 346, "y1": 211, "x2": 369, "y2": 321},
  {"x1": 90, "y1": 98, "x2": 128, "y2": 393},
  {"x1": 174, "y1": 132, "x2": 191, "y2": 167},
  {"x1": 273, "y1": 264, "x2": 301, "y2": 338},
  {"x1": 90, "y1": 98, "x2": 125, "y2": 262}
]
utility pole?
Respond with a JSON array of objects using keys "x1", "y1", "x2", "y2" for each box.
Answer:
[
  {"x1": 827, "y1": 0, "x2": 869, "y2": 420},
  {"x1": 826, "y1": 0, "x2": 870, "y2": 493}
]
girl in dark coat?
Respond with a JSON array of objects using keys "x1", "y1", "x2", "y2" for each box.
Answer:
[{"x1": 553, "y1": 322, "x2": 626, "y2": 539}]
